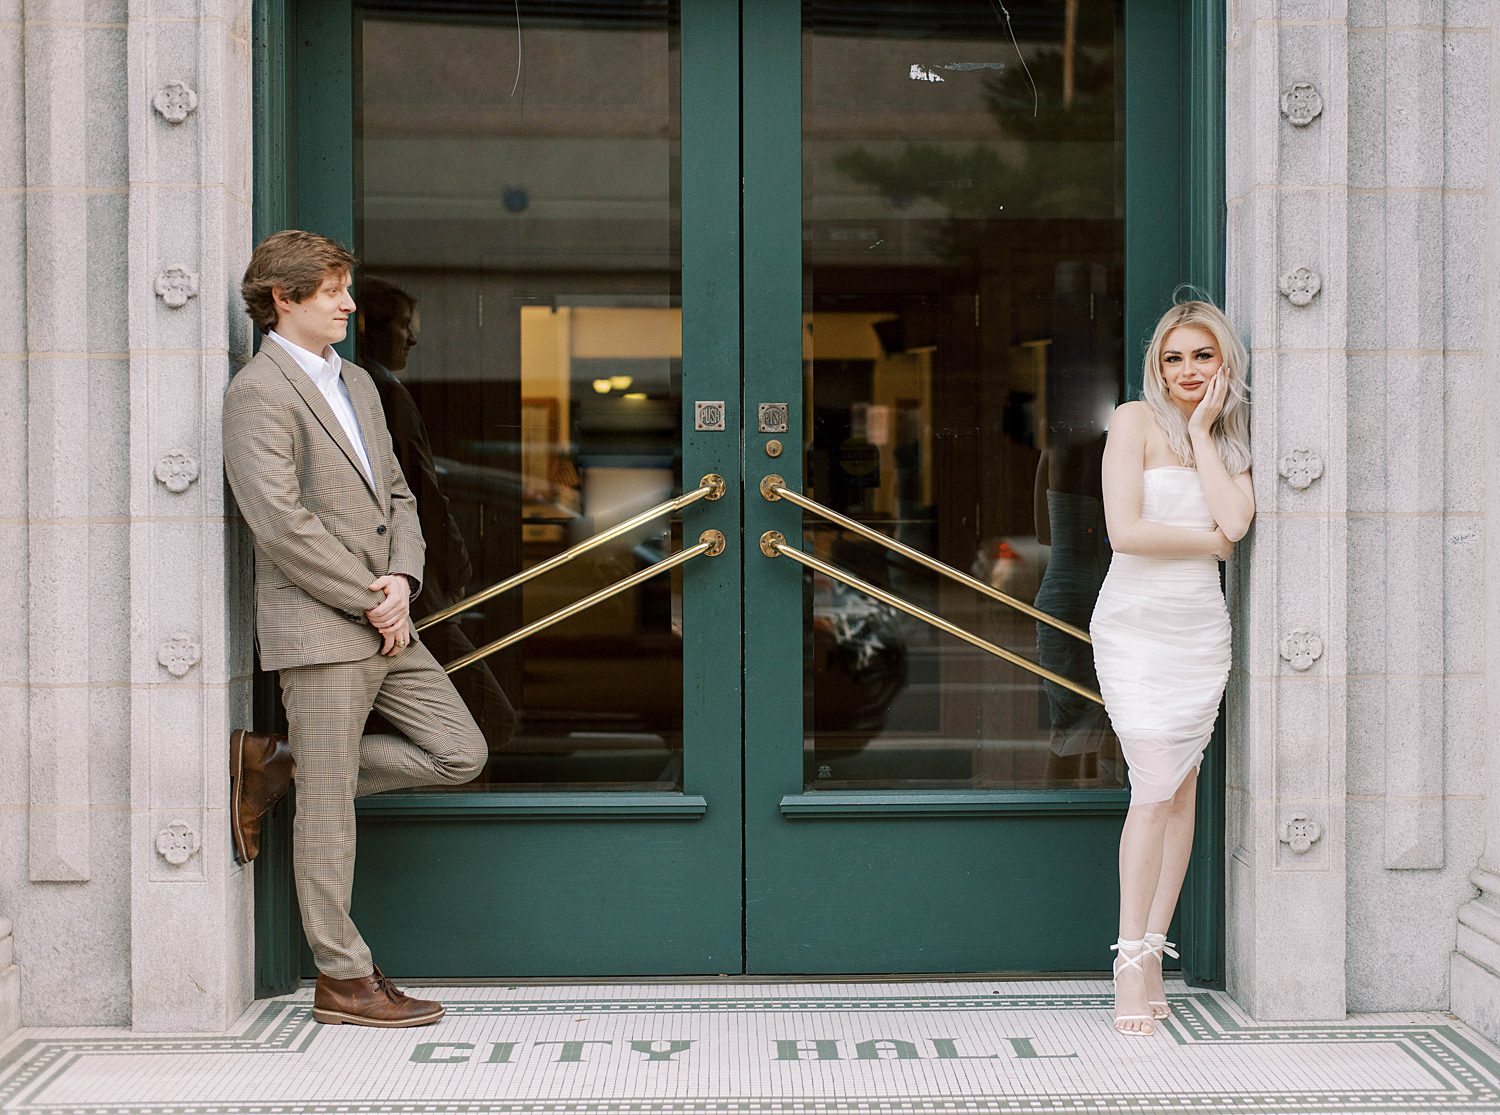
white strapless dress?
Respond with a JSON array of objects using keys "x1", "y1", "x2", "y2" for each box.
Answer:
[{"x1": 1089, "y1": 467, "x2": 1230, "y2": 803}]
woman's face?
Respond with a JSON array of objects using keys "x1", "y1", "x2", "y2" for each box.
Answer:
[{"x1": 1159, "y1": 324, "x2": 1222, "y2": 411}]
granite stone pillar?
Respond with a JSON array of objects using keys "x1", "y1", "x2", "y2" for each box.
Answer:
[
  {"x1": 7, "y1": 0, "x2": 134, "y2": 1027},
  {"x1": 124, "y1": 0, "x2": 256, "y2": 1031},
  {"x1": 0, "y1": 0, "x2": 25, "y2": 1044},
  {"x1": 0, "y1": 919, "x2": 17, "y2": 1040},
  {"x1": 1223, "y1": 1, "x2": 1350, "y2": 1020},
  {"x1": 1449, "y1": 4, "x2": 1500, "y2": 1044},
  {"x1": 1344, "y1": 1, "x2": 1488, "y2": 1015}
]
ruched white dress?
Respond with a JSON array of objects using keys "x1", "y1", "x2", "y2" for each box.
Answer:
[{"x1": 1090, "y1": 467, "x2": 1230, "y2": 803}]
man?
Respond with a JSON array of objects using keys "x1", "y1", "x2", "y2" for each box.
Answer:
[
  {"x1": 356, "y1": 275, "x2": 518, "y2": 754},
  {"x1": 224, "y1": 230, "x2": 486, "y2": 1027}
]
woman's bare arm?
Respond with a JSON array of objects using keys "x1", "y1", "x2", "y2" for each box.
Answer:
[
  {"x1": 1101, "y1": 403, "x2": 1232, "y2": 560},
  {"x1": 1187, "y1": 372, "x2": 1255, "y2": 540}
]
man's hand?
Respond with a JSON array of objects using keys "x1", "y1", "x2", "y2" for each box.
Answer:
[{"x1": 366, "y1": 574, "x2": 412, "y2": 655}]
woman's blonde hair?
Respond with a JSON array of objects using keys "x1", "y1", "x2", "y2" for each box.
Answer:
[{"x1": 1141, "y1": 299, "x2": 1251, "y2": 475}]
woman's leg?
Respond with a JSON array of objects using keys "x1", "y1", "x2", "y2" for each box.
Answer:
[
  {"x1": 1140, "y1": 770, "x2": 1199, "y2": 1011},
  {"x1": 1116, "y1": 797, "x2": 1173, "y2": 1033}
]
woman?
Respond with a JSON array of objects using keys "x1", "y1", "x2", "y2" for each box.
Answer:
[{"x1": 1091, "y1": 300, "x2": 1254, "y2": 1036}]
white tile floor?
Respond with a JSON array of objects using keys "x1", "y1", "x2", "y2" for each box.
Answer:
[{"x1": 3, "y1": 981, "x2": 1500, "y2": 1114}]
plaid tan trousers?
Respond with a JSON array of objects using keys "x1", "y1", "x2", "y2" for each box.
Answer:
[{"x1": 279, "y1": 642, "x2": 486, "y2": 978}]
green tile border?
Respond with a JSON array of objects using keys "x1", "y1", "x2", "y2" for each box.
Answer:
[
  {"x1": 0, "y1": 1004, "x2": 316, "y2": 1108},
  {"x1": 5, "y1": 992, "x2": 1500, "y2": 1115},
  {"x1": 8, "y1": 1097, "x2": 1500, "y2": 1114}
]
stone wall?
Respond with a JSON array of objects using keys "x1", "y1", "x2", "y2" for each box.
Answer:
[
  {"x1": 1224, "y1": 0, "x2": 1351, "y2": 1022},
  {"x1": 1226, "y1": 0, "x2": 1492, "y2": 1021},
  {"x1": 1449, "y1": 2, "x2": 1500, "y2": 1043},
  {"x1": 4, "y1": 0, "x2": 136, "y2": 1029},
  {"x1": 1, "y1": 0, "x2": 21, "y2": 1044},
  {"x1": 0, "y1": 0, "x2": 1494, "y2": 1035},
  {"x1": 0, "y1": 920, "x2": 17, "y2": 1038},
  {"x1": 122, "y1": 0, "x2": 257, "y2": 1033},
  {"x1": 1343, "y1": 0, "x2": 1489, "y2": 1015},
  {"x1": 0, "y1": 0, "x2": 255, "y2": 1032}
]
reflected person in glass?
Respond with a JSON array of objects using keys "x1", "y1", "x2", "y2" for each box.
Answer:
[
  {"x1": 1033, "y1": 426, "x2": 1112, "y2": 782},
  {"x1": 358, "y1": 275, "x2": 518, "y2": 765},
  {"x1": 1090, "y1": 301, "x2": 1254, "y2": 1036}
]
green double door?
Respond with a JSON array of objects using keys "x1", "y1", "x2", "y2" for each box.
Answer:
[{"x1": 264, "y1": 0, "x2": 1223, "y2": 983}]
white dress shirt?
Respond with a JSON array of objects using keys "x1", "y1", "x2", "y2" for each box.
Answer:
[{"x1": 268, "y1": 331, "x2": 376, "y2": 488}]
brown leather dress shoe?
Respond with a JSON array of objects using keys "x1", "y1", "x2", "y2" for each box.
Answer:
[
  {"x1": 229, "y1": 729, "x2": 294, "y2": 864},
  {"x1": 312, "y1": 966, "x2": 445, "y2": 1027}
]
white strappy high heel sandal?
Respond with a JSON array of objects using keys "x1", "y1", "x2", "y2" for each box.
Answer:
[
  {"x1": 1110, "y1": 937, "x2": 1156, "y2": 1036},
  {"x1": 1143, "y1": 932, "x2": 1179, "y2": 1020}
]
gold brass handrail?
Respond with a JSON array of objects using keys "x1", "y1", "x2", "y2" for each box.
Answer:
[
  {"x1": 760, "y1": 530, "x2": 1103, "y2": 706},
  {"x1": 444, "y1": 530, "x2": 727, "y2": 675},
  {"x1": 417, "y1": 473, "x2": 725, "y2": 633},
  {"x1": 760, "y1": 474, "x2": 1090, "y2": 645}
]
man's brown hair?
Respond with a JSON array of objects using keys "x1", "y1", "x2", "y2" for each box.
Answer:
[{"x1": 241, "y1": 230, "x2": 357, "y2": 334}]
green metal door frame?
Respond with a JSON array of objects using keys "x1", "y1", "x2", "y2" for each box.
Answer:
[
  {"x1": 250, "y1": 0, "x2": 1226, "y2": 990},
  {"x1": 249, "y1": 0, "x2": 295, "y2": 998},
  {"x1": 740, "y1": 0, "x2": 1226, "y2": 982},
  {"x1": 339, "y1": 0, "x2": 743, "y2": 978},
  {"x1": 1126, "y1": 0, "x2": 1228, "y2": 985},
  {"x1": 249, "y1": 0, "x2": 746, "y2": 985}
]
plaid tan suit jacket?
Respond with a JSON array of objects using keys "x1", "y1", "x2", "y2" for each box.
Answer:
[{"x1": 223, "y1": 340, "x2": 426, "y2": 671}]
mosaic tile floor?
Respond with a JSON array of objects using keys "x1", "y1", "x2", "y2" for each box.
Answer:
[{"x1": 4, "y1": 981, "x2": 1500, "y2": 1114}]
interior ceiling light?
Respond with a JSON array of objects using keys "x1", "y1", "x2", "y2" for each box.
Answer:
[
  {"x1": 592, "y1": 379, "x2": 612, "y2": 394},
  {"x1": 608, "y1": 375, "x2": 633, "y2": 390}
]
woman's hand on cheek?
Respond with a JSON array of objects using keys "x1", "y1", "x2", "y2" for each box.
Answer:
[{"x1": 1189, "y1": 370, "x2": 1227, "y2": 436}]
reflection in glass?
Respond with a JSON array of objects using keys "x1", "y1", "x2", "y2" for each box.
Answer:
[
  {"x1": 356, "y1": 1, "x2": 683, "y2": 790},
  {"x1": 802, "y1": 0, "x2": 1126, "y2": 790},
  {"x1": 360, "y1": 275, "x2": 521, "y2": 757}
]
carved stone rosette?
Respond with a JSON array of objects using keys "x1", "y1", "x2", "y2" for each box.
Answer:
[
  {"x1": 1279, "y1": 82, "x2": 1324, "y2": 127},
  {"x1": 151, "y1": 80, "x2": 199, "y2": 124},
  {"x1": 1279, "y1": 627, "x2": 1325, "y2": 671},
  {"x1": 1279, "y1": 814, "x2": 1323, "y2": 854},
  {"x1": 157, "y1": 633, "x2": 202, "y2": 678},
  {"x1": 1278, "y1": 448, "x2": 1324, "y2": 491},
  {"x1": 153, "y1": 266, "x2": 200, "y2": 309},
  {"x1": 155, "y1": 821, "x2": 201, "y2": 866},
  {"x1": 154, "y1": 451, "x2": 200, "y2": 493},
  {"x1": 1278, "y1": 267, "x2": 1322, "y2": 307}
]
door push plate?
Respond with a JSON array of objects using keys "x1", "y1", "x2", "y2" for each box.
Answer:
[
  {"x1": 695, "y1": 401, "x2": 726, "y2": 431},
  {"x1": 758, "y1": 403, "x2": 789, "y2": 433}
]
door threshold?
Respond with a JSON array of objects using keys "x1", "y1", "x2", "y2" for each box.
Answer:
[{"x1": 298, "y1": 971, "x2": 1112, "y2": 988}]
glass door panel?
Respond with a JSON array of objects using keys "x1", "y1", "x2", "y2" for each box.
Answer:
[
  {"x1": 286, "y1": 0, "x2": 745, "y2": 978},
  {"x1": 799, "y1": 1, "x2": 1126, "y2": 791},
  {"x1": 741, "y1": 0, "x2": 1198, "y2": 976},
  {"x1": 265, "y1": 0, "x2": 1217, "y2": 983},
  {"x1": 355, "y1": 1, "x2": 687, "y2": 789}
]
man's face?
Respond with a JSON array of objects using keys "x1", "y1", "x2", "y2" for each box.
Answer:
[
  {"x1": 274, "y1": 271, "x2": 356, "y2": 353},
  {"x1": 381, "y1": 301, "x2": 420, "y2": 372}
]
